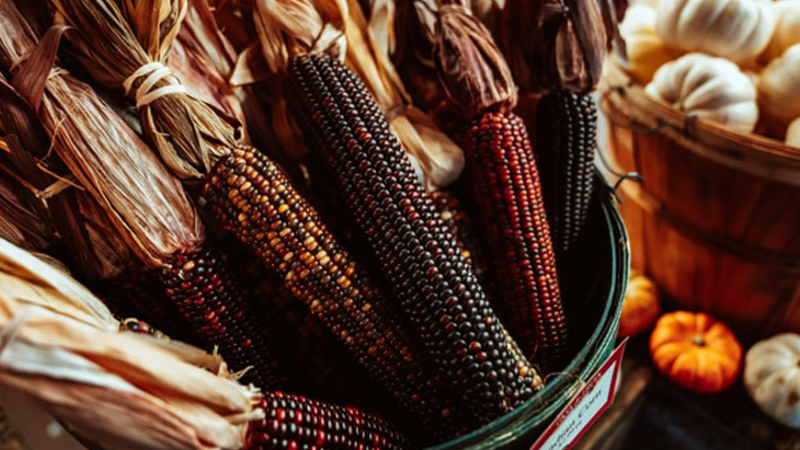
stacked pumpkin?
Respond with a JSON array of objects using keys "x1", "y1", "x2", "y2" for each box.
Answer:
[{"x1": 619, "y1": 0, "x2": 800, "y2": 146}]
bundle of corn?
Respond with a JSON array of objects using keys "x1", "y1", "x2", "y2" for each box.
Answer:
[
  {"x1": 431, "y1": 0, "x2": 568, "y2": 371},
  {"x1": 266, "y1": 0, "x2": 543, "y2": 420},
  {"x1": 0, "y1": 237, "x2": 410, "y2": 450},
  {"x1": 0, "y1": 0, "x2": 281, "y2": 389},
  {"x1": 501, "y1": 0, "x2": 613, "y2": 255},
  {"x1": 44, "y1": 0, "x2": 458, "y2": 437}
]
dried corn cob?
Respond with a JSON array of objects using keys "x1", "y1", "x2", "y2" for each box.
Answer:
[
  {"x1": 463, "y1": 111, "x2": 568, "y2": 370},
  {"x1": 161, "y1": 247, "x2": 282, "y2": 388},
  {"x1": 432, "y1": 4, "x2": 569, "y2": 371},
  {"x1": 535, "y1": 90, "x2": 597, "y2": 254},
  {"x1": 204, "y1": 146, "x2": 460, "y2": 439},
  {"x1": 285, "y1": 54, "x2": 541, "y2": 423},
  {"x1": 248, "y1": 391, "x2": 409, "y2": 450}
]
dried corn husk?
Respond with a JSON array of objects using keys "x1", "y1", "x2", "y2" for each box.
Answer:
[
  {"x1": 0, "y1": 145, "x2": 53, "y2": 251},
  {"x1": 47, "y1": 0, "x2": 239, "y2": 179},
  {"x1": 0, "y1": 74, "x2": 136, "y2": 280},
  {"x1": 391, "y1": 0, "x2": 445, "y2": 110},
  {"x1": 0, "y1": 238, "x2": 258, "y2": 450},
  {"x1": 503, "y1": 0, "x2": 610, "y2": 93},
  {"x1": 433, "y1": 1, "x2": 517, "y2": 119},
  {"x1": 178, "y1": 0, "x2": 283, "y2": 160},
  {"x1": 345, "y1": 0, "x2": 464, "y2": 190},
  {"x1": 0, "y1": 0, "x2": 203, "y2": 268}
]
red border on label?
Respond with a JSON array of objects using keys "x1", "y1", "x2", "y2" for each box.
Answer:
[{"x1": 529, "y1": 339, "x2": 628, "y2": 450}]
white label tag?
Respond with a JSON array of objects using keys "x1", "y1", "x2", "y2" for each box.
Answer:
[{"x1": 530, "y1": 339, "x2": 628, "y2": 450}]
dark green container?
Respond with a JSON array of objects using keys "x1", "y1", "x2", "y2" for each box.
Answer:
[{"x1": 426, "y1": 178, "x2": 629, "y2": 450}]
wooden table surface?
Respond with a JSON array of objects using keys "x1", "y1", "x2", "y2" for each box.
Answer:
[{"x1": 574, "y1": 339, "x2": 800, "y2": 450}]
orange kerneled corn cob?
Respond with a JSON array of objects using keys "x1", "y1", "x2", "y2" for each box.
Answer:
[
  {"x1": 535, "y1": 90, "x2": 597, "y2": 254},
  {"x1": 432, "y1": 3, "x2": 569, "y2": 370},
  {"x1": 204, "y1": 147, "x2": 461, "y2": 439},
  {"x1": 285, "y1": 54, "x2": 541, "y2": 424}
]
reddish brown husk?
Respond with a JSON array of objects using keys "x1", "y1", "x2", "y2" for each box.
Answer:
[{"x1": 502, "y1": 0, "x2": 610, "y2": 94}]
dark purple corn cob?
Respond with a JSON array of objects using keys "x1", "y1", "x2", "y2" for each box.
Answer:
[
  {"x1": 204, "y1": 147, "x2": 459, "y2": 439},
  {"x1": 160, "y1": 247, "x2": 281, "y2": 389},
  {"x1": 535, "y1": 90, "x2": 597, "y2": 255},
  {"x1": 430, "y1": 190, "x2": 491, "y2": 279},
  {"x1": 463, "y1": 110, "x2": 569, "y2": 371},
  {"x1": 285, "y1": 54, "x2": 542, "y2": 423},
  {"x1": 248, "y1": 391, "x2": 409, "y2": 450}
]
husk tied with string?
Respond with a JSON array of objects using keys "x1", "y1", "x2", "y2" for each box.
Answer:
[
  {"x1": 0, "y1": 237, "x2": 259, "y2": 450},
  {"x1": 343, "y1": 0, "x2": 464, "y2": 191},
  {"x1": 0, "y1": 1, "x2": 286, "y2": 389},
  {"x1": 501, "y1": 0, "x2": 611, "y2": 94},
  {"x1": 0, "y1": 0, "x2": 203, "y2": 269},
  {"x1": 47, "y1": 0, "x2": 240, "y2": 179}
]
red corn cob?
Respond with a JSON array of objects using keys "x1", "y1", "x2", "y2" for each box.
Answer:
[
  {"x1": 463, "y1": 111, "x2": 569, "y2": 371},
  {"x1": 430, "y1": 4, "x2": 569, "y2": 371},
  {"x1": 204, "y1": 146, "x2": 461, "y2": 440},
  {"x1": 535, "y1": 90, "x2": 597, "y2": 255},
  {"x1": 248, "y1": 391, "x2": 409, "y2": 450},
  {"x1": 285, "y1": 54, "x2": 542, "y2": 424},
  {"x1": 160, "y1": 247, "x2": 283, "y2": 389}
]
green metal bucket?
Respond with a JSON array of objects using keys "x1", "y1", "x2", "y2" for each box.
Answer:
[{"x1": 426, "y1": 176, "x2": 630, "y2": 450}]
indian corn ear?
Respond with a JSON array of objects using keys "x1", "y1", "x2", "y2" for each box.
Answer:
[
  {"x1": 285, "y1": 54, "x2": 542, "y2": 424},
  {"x1": 161, "y1": 247, "x2": 282, "y2": 389},
  {"x1": 204, "y1": 146, "x2": 460, "y2": 439},
  {"x1": 248, "y1": 391, "x2": 409, "y2": 450},
  {"x1": 464, "y1": 111, "x2": 569, "y2": 371}
]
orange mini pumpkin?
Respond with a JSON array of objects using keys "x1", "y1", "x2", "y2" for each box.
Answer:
[
  {"x1": 650, "y1": 311, "x2": 742, "y2": 393},
  {"x1": 618, "y1": 271, "x2": 660, "y2": 337}
]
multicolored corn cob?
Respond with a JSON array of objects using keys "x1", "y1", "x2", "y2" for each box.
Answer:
[
  {"x1": 463, "y1": 111, "x2": 569, "y2": 371},
  {"x1": 285, "y1": 54, "x2": 541, "y2": 423},
  {"x1": 204, "y1": 146, "x2": 460, "y2": 439},
  {"x1": 248, "y1": 391, "x2": 409, "y2": 450},
  {"x1": 430, "y1": 190, "x2": 490, "y2": 280},
  {"x1": 535, "y1": 90, "x2": 597, "y2": 255},
  {"x1": 160, "y1": 247, "x2": 282, "y2": 389}
]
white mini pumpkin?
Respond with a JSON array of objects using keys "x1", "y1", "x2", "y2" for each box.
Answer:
[
  {"x1": 758, "y1": 44, "x2": 800, "y2": 128},
  {"x1": 787, "y1": 117, "x2": 800, "y2": 148},
  {"x1": 744, "y1": 333, "x2": 800, "y2": 429},
  {"x1": 656, "y1": 0, "x2": 775, "y2": 63},
  {"x1": 645, "y1": 53, "x2": 759, "y2": 132},
  {"x1": 762, "y1": 0, "x2": 800, "y2": 62},
  {"x1": 620, "y1": 5, "x2": 680, "y2": 83}
]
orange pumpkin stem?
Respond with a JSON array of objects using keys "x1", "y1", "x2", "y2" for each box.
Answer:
[{"x1": 692, "y1": 335, "x2": 706, "y2": 347}]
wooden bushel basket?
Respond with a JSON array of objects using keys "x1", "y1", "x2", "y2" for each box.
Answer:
[{"x1": 601, "y1": 60, "x2": 800, "y2": 338}]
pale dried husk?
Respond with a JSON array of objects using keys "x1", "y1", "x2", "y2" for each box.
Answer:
[
  {"x1": 48, "y1": 0, "x2": 239, "y2": 179},
  {"x1": 0, "y1": 238, "x2": 258, "y2": 450},
  {"x1": 178, "y1": 0, "x2": 282, "y2": 157},
  {"x1": 252, "y1": 0, "x2": 348, "y2": 76},
  {"x1": 0, "y1": 1, "x2": 203, "y2": 268},
  {"x1": 345, "y1": 0, "x2": 464, "y2": 190},
  {"x1": 502, "y1": 0, "x2": 610, "y2": 93},
  {"x1": 433, "y1": 1, "x2": 518, "y2": 119}
]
